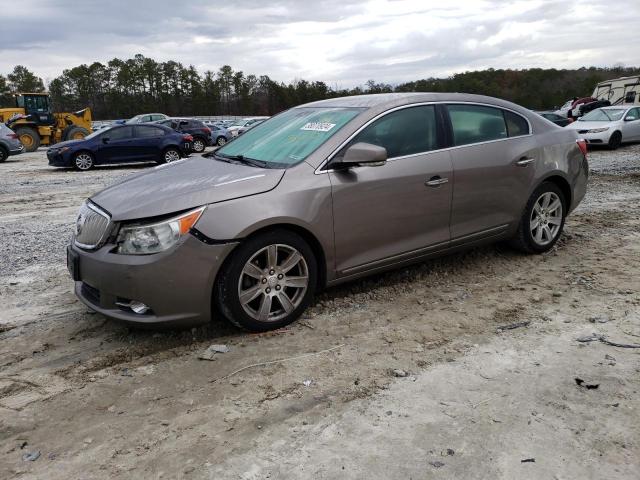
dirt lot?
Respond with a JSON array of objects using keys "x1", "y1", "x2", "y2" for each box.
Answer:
[{"x1": 1, "y1": 145, "x2": 639, "y2": 479}]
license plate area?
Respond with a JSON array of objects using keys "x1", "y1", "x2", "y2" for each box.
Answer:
[{"x1": 67, "y1": 246, "x2": 80, "y2": 281}]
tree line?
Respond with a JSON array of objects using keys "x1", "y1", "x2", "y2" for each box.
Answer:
[{"x1": 1, "y1": 55, "x2": 638, "y2": 120}]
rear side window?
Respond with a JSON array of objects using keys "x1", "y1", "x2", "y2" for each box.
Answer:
[
  {"x1": 343, "y1": 105, "x2": 439, "y2": 159},
  {"x1": 447, "y1": 104, "x2": 507, "y2": 146},
  {"x1": 136, "y1": 126, "x2": 165, "y2": 138},
  {"x1": 504, "y1": 111, "x2": 530, "y2": 137}
]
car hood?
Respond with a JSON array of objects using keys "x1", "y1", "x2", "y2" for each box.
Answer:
[
  {"x1": 567, "y1": 120, "x2": 612, "y2": 129},
  {"x1": 90, "y1": 156, "x2": 285, "y2": 221},
  {"x1": 48, "y1": 139, "x2": 84, "y2": 149}
]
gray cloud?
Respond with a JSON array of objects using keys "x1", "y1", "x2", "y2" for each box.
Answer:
[{"x1": 0, "y1": 0, "x2": 637, "y2": 87}]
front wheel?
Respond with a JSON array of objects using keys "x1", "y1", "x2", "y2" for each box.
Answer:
[
  {"x1": 73, "y1": 151, "x2": 94, "y2": 171},
  {"x1": 216, "y1": 136, "x2": 227, "y2": 147},
  {"x1": 608, "y1": 131, "x2": 622, "y2": 150},
  {"x1": 510, "y1": 182, "x2": 566, "y2": 253},
  {"x1": 216, "y1": 230, "x2": 318, "y2": 332}
]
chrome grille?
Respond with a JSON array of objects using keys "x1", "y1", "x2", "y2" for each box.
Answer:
[{"x1": 74, "y1": 202, "x2": 111, "y2": 249}]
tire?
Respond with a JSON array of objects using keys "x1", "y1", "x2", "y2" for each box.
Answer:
[
  {"x1": 215, "y1": 229, "x2": 318, "y2": 332},
  {"x1": 64, "y1": 126, "x2": 90, "y2": 141},
  {"x1": 0, "y1": 146, "x2": 8, "y2": 163},
  {"x1": 608, "y1": 131, "x2": 622, "y2": 150},
  {"x1": 15, "y1": 127, "x2": 40, "y2": 152},
  {"x1": 73, "y1": 151, "x2": 94, "y2": 171},
  {"x1": 192, "y1": 137, "x2": 206, "y2": 153},
  {"x1": 159, "y1": 147, "x2": 181, "y2": 164},
  {"x1": 510, "y1": 181, "x2": 566, "y2": 254},
  {"x1": 216, "y1": 136, "x2": 227, "y2": 147}
]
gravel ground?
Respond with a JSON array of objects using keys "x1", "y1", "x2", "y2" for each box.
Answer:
[{"x1": 1, "y1": 143, "x2": 639, "y2": 479}]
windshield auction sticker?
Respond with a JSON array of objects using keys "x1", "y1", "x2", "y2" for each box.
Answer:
[{"x1": 301, "y1": 122, "x2": 336, "y2": 132}]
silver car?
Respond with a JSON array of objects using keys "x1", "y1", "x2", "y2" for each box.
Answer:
[
  {"x1": 68, "y1": 93, "x2": 588, "y2": 331},
  {"x1": 0, "y1": 123, "x2": 24, "y2": 162}
]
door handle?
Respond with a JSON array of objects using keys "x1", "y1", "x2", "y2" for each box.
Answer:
[
  {"x1": 516, "y1": 157, "x2": 535, "y2": 167},
  {"x1": 425, "y1": 176, "x2": 449, "y2": 187}
]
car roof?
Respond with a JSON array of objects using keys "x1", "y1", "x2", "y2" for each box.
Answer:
[{"x1": 300, "y1": 92, "x2": 537, "y2": 119}]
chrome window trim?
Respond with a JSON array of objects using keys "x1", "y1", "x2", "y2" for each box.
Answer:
[
  {"x1": 315, "y1": 101, "x2": 533, "y2": 174},
  {"x1": 74, "y1": 201, "x2": 112, "y2": 250}
]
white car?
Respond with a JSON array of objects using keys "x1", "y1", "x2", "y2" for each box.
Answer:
[
  {"x1": 566, "y1": 106, "x2": 640, "y2": 149},
  {"x1": 226, "y1": 117, "x2": 269, "y2": 137}
]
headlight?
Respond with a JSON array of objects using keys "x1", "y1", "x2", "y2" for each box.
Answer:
[
  {"x1": 587, "y1": 127, "x2": 609, "y2": 133},
  {"x1": 116, "y1": 207, "x2": 205, "y2": 255}
]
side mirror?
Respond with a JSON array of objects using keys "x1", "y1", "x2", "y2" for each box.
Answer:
[
  {"x1": 102, "y1": 137, "x2": 110, "y2": 144},
  {"x1": 625, "y1": 116, "x2": 637, "y2": 122},
  {"x1": 333, "y1": 142, "x2": 387, "y2": 169}
]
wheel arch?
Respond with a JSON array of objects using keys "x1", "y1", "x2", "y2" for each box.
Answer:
[
  {"x1": 539, "y1": 174, "x2": 572, "y2": 210},
  {"x1": 213, "y1": 222, "x2": 328, "y2": 292}
]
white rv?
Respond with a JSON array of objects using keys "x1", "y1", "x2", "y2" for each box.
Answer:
[{"x1": 592, "y1": 75, "x2": 640, "y2": 106}]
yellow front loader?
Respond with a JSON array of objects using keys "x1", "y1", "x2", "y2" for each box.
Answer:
[{"x1": 0, "y1": 93, "x2": 92, "y2": 152}]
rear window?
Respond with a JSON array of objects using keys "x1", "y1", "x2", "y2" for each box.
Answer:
[{"x1": 447, "y1": 104, "x2": 507, "y2": 146}]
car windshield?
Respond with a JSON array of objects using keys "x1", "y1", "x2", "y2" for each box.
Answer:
[
  {"x1": 216, "y1": 107, "x2": 364, "y2": 167},
  {"x1": 580, "y1": 109, "x2": 625, "y2": 122},
  {"x1": 84, "y1": 128, "x2": 106, "y2": 140}
]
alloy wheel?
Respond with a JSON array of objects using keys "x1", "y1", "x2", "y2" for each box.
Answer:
[
  {"x1": 164, "y1": 149, "x2": 180, "y2": 162},
  {"x1": 75, "y1": 153, "x2": 93, "y2": 170},
  {"x1": 193, "y1": 139, "x2": 205, "y2": 152},
  {"x1": 530, "y1": 191, "x2": 562, "y2": 246},
  {"x1": 237, "y1": 244, "x2": 309, "y2": 322},
  {"x1": 217, "y1": 137, "x2": 226, "y2": 146}
]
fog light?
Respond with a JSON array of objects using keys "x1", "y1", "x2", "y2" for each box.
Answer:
[
  {"x1": 116, "y1": 299, "x2": 151, "y2": 315},
  {"x1": 130, "y1": 301, "x2": 150, "y2": 314}
]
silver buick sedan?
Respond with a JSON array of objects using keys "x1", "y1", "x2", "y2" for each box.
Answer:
[{"x1": 68, "y1": 93, "x2": 588, "y2": 331}]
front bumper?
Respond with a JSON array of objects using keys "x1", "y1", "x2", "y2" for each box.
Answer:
[
  {"x1": 47, "y1": 149, "x2": 71, "y2": 166},
  {"x1": 573, "y1": 129, "x2": 611, "y2": 145},
  {"x1": 9, "y1": 144, "x2": 24, "y2": 155},
  {"x1": 70, "y1": 235, "x2": 237, "y2": 328}
]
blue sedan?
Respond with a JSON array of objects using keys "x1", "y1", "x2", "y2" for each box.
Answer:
[{"x1": 47, "y1": 124, "x2": 193, "y2": 171}]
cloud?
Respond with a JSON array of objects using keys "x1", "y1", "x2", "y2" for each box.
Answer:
[{"x1": 0, "y1": 0, "x2": 637, "y2": 87}]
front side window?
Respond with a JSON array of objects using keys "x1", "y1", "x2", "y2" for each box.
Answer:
[
  {"x1": 216, "y1": 107, "x2": 363, "y2": 167},
  {"x1": 107, "y1": 126, "x2": 133, "y2": 141},
  {"x1": 447, "y1": 104, "x2": 507, "y2": 146},
  {"x1": 338, "y1": 105, "x2": 440, "y2": 159}
]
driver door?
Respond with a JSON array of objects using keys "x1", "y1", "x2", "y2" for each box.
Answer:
[{"x1": 328, "y1": 105, "x2": 452, "y2": 276}]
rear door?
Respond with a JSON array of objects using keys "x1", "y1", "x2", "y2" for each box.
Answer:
[
  {"x1": 133, "y1": 125, "x2": 167, "y2": 160},
  {"x1": 328, "y1": 104, "x2": 453, "y2": 276},
  {"x1": 98, "y1": 126, "x2": 134, "y2": 162},
  {"x1": 445, "y1": 104, "x2": 536, "y2": 243}
]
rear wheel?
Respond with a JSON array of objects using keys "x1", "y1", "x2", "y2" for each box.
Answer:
[
  {"x1": 160, "y1": 147, "x2": 181, "y2": 164},
  {"x1": 73, "y1": 151, "x2": 94, "y2": 171},
  {"x1": 64, "y1": 126, "x2": 90, "y2": 141},
  {"x1": 15, "y1": 127, "x2": 40, "y2": 152},
  {"x1": 192, "y1": 137, "x2": 206, "y2": 153},
  {"x1": 510, "y1": 182, "x2": 566, "y2": 253},
  {"x1": 216, "y1": 136, "x2": 227, "y2": 146},
  {"x1": 608, "y1": 131, "x2": 622, "y2": 150},
  {"x1": 216, "y1": 230, "x2": 317, "y2": 332}
]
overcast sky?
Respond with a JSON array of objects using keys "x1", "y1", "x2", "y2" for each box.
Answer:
[{"x1": 2, "y1": 0, "x2": 638, "y2": 87}]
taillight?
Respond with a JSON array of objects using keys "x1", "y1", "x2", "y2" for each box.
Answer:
[
  {"x1": 9, "y1": 133, "x2": 18, "y2": 139},
  {"x1": 183, "y1": 134, "x2": 193, "y2": 142},
  {"x1": 576, "y1": 139, "x2": 588, "y2": 157},
  {"x1": 202, "y1": 127, "x2": 211, "y2": 134}
]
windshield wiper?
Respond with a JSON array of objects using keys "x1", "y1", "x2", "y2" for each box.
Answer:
[{"x1": 217, "y1": 153, "x2": 269, "y2": 169}]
